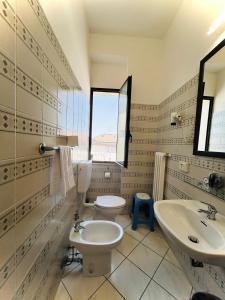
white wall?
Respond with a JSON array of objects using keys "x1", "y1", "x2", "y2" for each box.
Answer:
[
  {"x1": 161, "y1": 0, "x2": 225, "y2": 100},
  {"x1": 40, "y1": 0, "x2": 90, "y2": 95},
  {"x1": 89, "y1": 33, "x2": 163, "y2": 104},
  {"x1": 91, "y1": 62, "x2": 127, "y2": 89}
]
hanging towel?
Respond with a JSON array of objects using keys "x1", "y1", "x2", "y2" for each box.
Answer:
[{"x1": 59, "y1": 146, "x2": 75, "y2": 196}]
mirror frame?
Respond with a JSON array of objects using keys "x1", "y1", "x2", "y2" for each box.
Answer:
[{"x1": 193, "y1": 38, "x2": 225, "y2": 159}]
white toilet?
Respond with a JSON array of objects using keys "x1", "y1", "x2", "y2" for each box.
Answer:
[
  {"x1": 69, "y1": 220, "x2": 123, "y2": 276},
  {"x1": 76, "y1": 161, "x2": 126, "y2": 220},
  {"x1": 95, "y1": 195, "x2": 126, "y2": 220}
]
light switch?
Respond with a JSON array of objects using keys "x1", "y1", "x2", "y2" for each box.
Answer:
[{"x1": 179, "y1": 161, "x2": 189, "y2": 173}]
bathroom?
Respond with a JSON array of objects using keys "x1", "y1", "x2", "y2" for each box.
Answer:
[{"x1": 1, "y1": 0, "x2": 225, "y2": 299}]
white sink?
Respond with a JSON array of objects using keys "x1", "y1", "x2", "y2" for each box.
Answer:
[{"x1": 154, "y1": 200, "x2": 225, "y2": 266}]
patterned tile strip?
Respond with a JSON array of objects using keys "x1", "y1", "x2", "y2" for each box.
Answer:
[
  {"x1": 167, "y1": 167, "x2": 225, "y2": 201},
  {"x1": 12, "y1": 198, "x2": 66, "y2": 300},
  {"x1": 0, "y1": 109, "x2": 56, "y2": 136},
  {"x1": 0, "y1": 51, "x2": 60, "y2": 111},
  {"x1": 1, "y1": 196, "x2": 65, "y2": 290},
  {"x1": 169, "y1": 153, "x2": 225, "y2": 173},
  {"x1": 27, "y1": 0, "x2": 75, "y2": 81},
  {"x1": 0, "y1": 156, "x2": 50, "y2": 186},
  {"x1": 165, "y1": 182, "x2": 191, "y2": 200},
  {"x1": 0, "y1": 0, "x2": 69, "y2": 89},
  {"x1": 0, "y1": 207, "x2": 50, "y2": 288},
  {"x1": 0, "y1": 185, "x2": 49, "y2": 240}
]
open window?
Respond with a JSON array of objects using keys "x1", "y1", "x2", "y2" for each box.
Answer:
[{"x1": 89, "y1": 76, "x2": 132, "y2": 167}]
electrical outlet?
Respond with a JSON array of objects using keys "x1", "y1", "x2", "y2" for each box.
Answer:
[{"x1": 179, "y1": 161, "x2": 189, "y2": 173}]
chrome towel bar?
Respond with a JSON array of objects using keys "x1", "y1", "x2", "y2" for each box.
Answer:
[{"x1": 39, "y1": 143, "x2": 59, "y2": 155}]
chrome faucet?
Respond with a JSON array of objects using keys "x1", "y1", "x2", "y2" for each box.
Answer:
[
  {"x1": 74, "y1": 220, "x2": 85, "y2": 232},
  {"x1": 198, "y1": 201, "x2": 217, "y2": 220}
]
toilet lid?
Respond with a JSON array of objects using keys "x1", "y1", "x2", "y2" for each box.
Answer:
[{"x1": 95, "y1": 195, "x2": 126, "y2": 208}]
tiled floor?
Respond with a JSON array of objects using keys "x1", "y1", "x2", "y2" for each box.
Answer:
[{"x1": 54, "y1": 215, "x2": 193, "y2": 300}]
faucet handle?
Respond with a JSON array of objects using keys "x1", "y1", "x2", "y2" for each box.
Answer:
[{"x1": 201, "y1": 201, "x2": 217, "y2": 212}]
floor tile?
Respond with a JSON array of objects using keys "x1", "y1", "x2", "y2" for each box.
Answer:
[
  {"x1": 154, "y1": 259, "x2": 192, "y2": 300},
  {"x1": 90, "y1": 280, "x2": 124, "y2": 300},
  {"x1": 128, "y1": 243, "x2": 162, "y2": 277},
  {"x1": 141, "y1": 280, "x2": 176, "y2": 300},
  {"x1": 115, "y1": 215, "x2": 131, "y2": 228},
  {"x1": 116, "y1": 233, "x2": 139, "y2": 256},
  {"x1": 142, "y1": 231, "x2": 169, "y2": 257},
  {"x1": 125, "y1": 224, "x2": 150, "y2": 241},
  {"x1": 165, "y1": 249, "x2": 181, "y2": 269},
  {"x1": 62, "y1": 265, "x2": 105, "y2": 300},
  {"x1": 105, "y1": 249, "x2": 125, "y2": 277},
  {"x1": 54, "y1": 282, "x2": 71, "y2": 300},
  {"x1": 109, "y1": 259, "x2": 150, "y2": 300}
]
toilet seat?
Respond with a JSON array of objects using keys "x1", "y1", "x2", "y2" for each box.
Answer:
[{"x1": 95, "y1": 195, "x2": 126, "y2": 209}]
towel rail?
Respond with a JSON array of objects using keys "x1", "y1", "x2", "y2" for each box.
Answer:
[{"x1": 39, "y1": 143, "x2": 59, "y2": 155}]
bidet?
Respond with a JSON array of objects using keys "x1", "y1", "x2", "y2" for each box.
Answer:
[{"x1": 69, "y1": 220, "x2": 124, "y2": 276}]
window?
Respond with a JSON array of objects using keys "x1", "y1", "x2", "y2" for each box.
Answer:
[{"x1": 89, "y1": 76, "x2": 132, "y2": 167}]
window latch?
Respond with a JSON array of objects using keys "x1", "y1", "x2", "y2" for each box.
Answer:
[{"x1": 129, "y1": 133, "x2": 132, "y2": 143}]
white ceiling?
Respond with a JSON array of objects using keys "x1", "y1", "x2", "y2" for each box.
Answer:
[{"x1": 84, "y1": 0, "x2": 182, "y2": 38}]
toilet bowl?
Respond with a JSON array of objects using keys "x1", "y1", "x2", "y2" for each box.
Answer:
[
  {"x1": 69, "y1": 220, "x2": 123, "y2": 276},
  {"x1": 94, "y1": 195, "x2": 126, "y2": 220},
  {"x1": 75, "y1": 161, "x2": 126, "y2": 220}
]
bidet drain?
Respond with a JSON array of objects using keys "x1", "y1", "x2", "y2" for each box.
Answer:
[{"x1": 188, "y1": 235, "x2": 199, "y2": 243}]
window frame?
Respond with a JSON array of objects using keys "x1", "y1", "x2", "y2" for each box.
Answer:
[{"x1": 88, "y1": 87, "x2": 120, "y2": 163}]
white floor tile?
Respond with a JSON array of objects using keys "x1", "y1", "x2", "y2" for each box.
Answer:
[
  {"x1": 142, "y1": 231, "x2": 169, "y2": 257},
  {"x1": 128, "y1": 243, "x2": 162, "y2": 277},
  {"x1": 154, "y1": 259, "x2": 192, "y2": 300},
  {"x1": 109, "y1": 259, "x2": 150, "y2": 300},
  {"x1": 125, "y1": 224, "x2": 150, "y2": 241},
  {"x1": 62, "y1": 265, "x2": 105, "y2": 300},
  {"x1": 115, "y1": 215, "x2": 131, "y2": 228},
  {"x1": 54, "y1": 282, "x2": 71, "y2": 300},
  {"x1": 164, "y1": 249, "x2": 181, "y2": 269},
  {"x1": 90, "y1": 280, "x2": 124, "y2": 300},
  {"x1": 141, "y1": 280, "x2": 176, "y2": 300},
  {"x1": 105, "y1": 249, "x2": 125, "y2": 277},
  {"x1": 116, "y1": 233, "x2": 139, "y2": 256}
]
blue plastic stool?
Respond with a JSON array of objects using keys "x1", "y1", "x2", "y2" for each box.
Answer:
[{"x1": 131, "y1": 193, "x2": 154, "y2": 231}]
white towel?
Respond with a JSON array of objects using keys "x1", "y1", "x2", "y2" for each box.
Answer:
[
  {"x1": 50, "y1": 146, "x2": 75, "y2": 197},
  {"x1": 59, "y1": 146, "x2": 75, "y2": 196}
]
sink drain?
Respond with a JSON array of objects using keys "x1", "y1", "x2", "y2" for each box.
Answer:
[{"x1": 188, "y1": 235, "x2": 199, "y2": 243}]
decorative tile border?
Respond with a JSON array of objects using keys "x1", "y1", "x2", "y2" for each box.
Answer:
[
  {"x1": 159, "y1": 75, "x2": 198, "y2": 109},
  {"x1": 128, "y1": 161, "x2": 154, "y2": 167},
  {"x1": 167, "y1": 167, "x2": 225, "y2": 201},
  {"x1": 88, "y1": 187, "x2": 120, "y2": 194},
  {"x1": 0, "y1": 156, "x2": 50, "y2": 186},
  {"x1": 165, "y1": 182, "x2": 191, "y2": 200},
  {"x1": 0, "y1": 109, "x2": 56, "y2": 136},
  {"x1": 0, "y1": 156, "x2": 51, "y2": 185},
  {"x1": 130, "y1": 115, "x2": 158, "y2": 122},
  {"x1": 121, "y1": 171, "x2": 153, "y2": 178},
  {"x1": 12, "y1": 199, "x2": 65, "y2": 300},
  {"x1": 128, "y1": 150, "x2": 155, "y2": 156},
  {"x1": 131, "y1": 103, "x2": 159, "y2": 111},
  {"x1": 27, "y1": 0, "x2": 76, "y2": 82},
  {"x1": 0, "y1": 0, "x2": 69, "y2": 89},
  {"x1": 0, "y1": 197, "x2": 51, "y2": 288},
  {"x1": 0, "y1": 51, "x2": 60, "y2": 111},
  {"x1": 169, "y1": 153, "x2": 225, "y2": 173},
  {"x1": 121, "y1": 183, "x2": 152, "y2": 190},
  {"x1": 0, "y1": 185, "x2": 49, "y2": 239}
]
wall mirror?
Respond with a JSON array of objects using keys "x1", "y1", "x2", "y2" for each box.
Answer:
[{"x1": 193, "y1": 39, "x2": 225, "y2": 158}]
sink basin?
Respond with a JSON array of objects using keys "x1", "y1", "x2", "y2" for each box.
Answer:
[{"x1": 154, "y1": 200, "x2": 225, "y2": 266}]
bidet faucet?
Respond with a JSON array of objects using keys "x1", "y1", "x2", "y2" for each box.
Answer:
[
  {"x1": 74, "y1": 220, "x2": 85, "y2": 232},
  {"x1": 198, "y1": 201, "x2": 217, "y2": 220}
]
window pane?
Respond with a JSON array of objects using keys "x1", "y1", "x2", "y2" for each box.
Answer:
[{"x1": 91, "y1": 91, "x2": 118, "y2": 161}]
